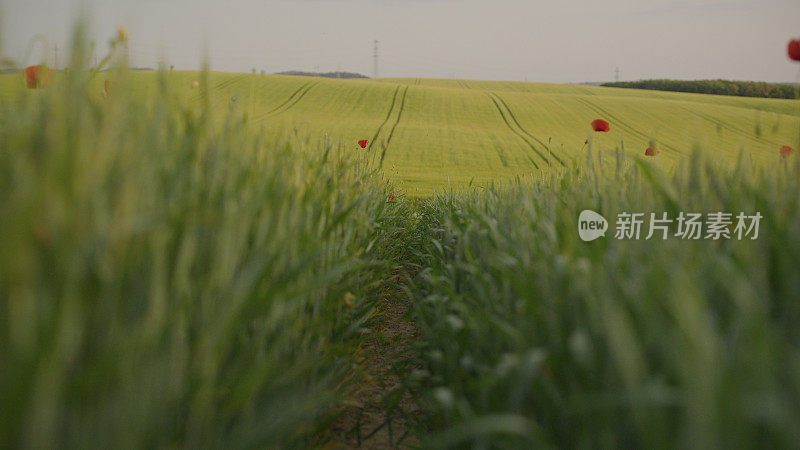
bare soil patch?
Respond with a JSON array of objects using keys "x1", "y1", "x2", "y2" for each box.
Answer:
[{"x1": 325, "y1": 274, "x2": 420, "y2": 449}]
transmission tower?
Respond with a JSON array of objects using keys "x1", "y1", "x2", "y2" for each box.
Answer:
[
  {"x1": 373, "y1": 40, "x2": 378, "y2": 78},
  {"x1": 615, "y1": 67, "x2": 620, "y2": 82}
]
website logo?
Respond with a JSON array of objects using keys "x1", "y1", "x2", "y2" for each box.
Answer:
[{"x1": 578, "y1": 210, "x2": 608, "y2": 241}]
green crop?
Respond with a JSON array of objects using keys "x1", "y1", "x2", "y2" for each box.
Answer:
[
  {"x1": 405, "y1": 150, "x2": 800, "y2": 448},
  {"x1": 0, "y1": 28, "x2": 411, "y2": 448},
  {"x1": 3, "y1": 21, "x2": 800, "y2": 449}
]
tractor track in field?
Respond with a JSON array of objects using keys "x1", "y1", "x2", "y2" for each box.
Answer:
[
  {"x1": 368, "y1": 85, "x2": 402, "y2": 151},
  {"x1": 214, "y1": 74, "x2": 248, "y2": 91},
  {"x1": 486, "y1": 91, "x2": 548, "y2": 168},
  {"x1": 267, "y1": 81, "x2": 320, "y2": 118},
  {"x1": 681, "y1": 106, "x2": 784, "y2": 148},
  {"x1": 264, "y1": 81, "x2": 313, "y2": 115},
  {"x1": 576, "y1": 97, "x2": 683, "y2": 155},
  {"x1": 385, "y1": 86, "x2": 409, "y2": 147},
  {"x1": 491, "y1": 92, "x2": 567, "y2": 167}
]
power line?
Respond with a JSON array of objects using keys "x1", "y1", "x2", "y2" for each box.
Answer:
[{"x1": 373, "y1": 39, "x2": 378, "y2": 78}]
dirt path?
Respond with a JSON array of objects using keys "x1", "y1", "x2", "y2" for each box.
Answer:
[{"x1": 325, "y1": 273, "x2": 420, "y2": 449}]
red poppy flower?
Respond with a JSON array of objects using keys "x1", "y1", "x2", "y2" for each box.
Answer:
[
  {"x1": 591, "y1": 119, "x2": 610, "y2": 132},
  {"x1": 780, "y1": 145, "x2": 794, "y2": 158},
  {"x1": 358, "y1": 139, "x2": 369, "y2": 148},
  {"x1": 788, "y1": 39, "x2": 800, "y2": 62},
  {"x1": 645, "y1": 147, "x2": 659, "y2": 156},
  {"x1": 24, "y1": 65, "x2": 52, "y2": 89},
  {"x1": 388, "y1": 194, "x2": 395, "y2": 201}
]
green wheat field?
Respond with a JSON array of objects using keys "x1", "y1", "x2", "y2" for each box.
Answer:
[
  {"x1": 1, "y1": 28, "x2": 800, "y2": 448},
  {"x1": 4, "y1": 68, "x2": 796, "y2": 196}
]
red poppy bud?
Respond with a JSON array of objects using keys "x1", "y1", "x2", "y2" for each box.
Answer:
[
  {"x1": 788, "y1": 39, "x2": 800, "y2": 62},
  {"x1": 645, "y1": 147, "x2": 659, "y2": 156},
  {"x1": 591, "y1": 119, "x2": 610, "y2": 132},
  {"x1": 780, "y1": 145, "x2": 794, "y2": 158},
  {"x1": 358, "y1": 139, "x2": 369, "y2": 148},
  {"x1": 24, "y1": 65, "x2": 51, "y2": 89}
]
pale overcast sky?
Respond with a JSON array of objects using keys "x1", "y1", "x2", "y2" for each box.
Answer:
[{"x1": 1, "y1": 0, "x2": 799, "y2": 83}]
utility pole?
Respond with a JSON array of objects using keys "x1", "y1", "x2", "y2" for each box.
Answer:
[
  {"x1": 373, "y1": 40, "x2": 378, "y2": 78},
  {"x1": 615, "y1": 67, "x2": 620, "y2": 82},
  {"x1": 53, "y1": 44, "x2": 58, "y2": 69}
]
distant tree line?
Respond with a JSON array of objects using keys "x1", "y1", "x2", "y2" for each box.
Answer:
[
  {"x1": 276, "y1": 70, "x2": 369, "y2": 79},
  {"x1": 602, "y1": 79, "x2": 799, "y2": 99}
]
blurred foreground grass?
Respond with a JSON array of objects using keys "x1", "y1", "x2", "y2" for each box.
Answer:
[
  {"x1": 0, "y1": 28, "x2": 412, "y2": 448},
  {"x1": 406, "y1": 149, "x2": 800, "y2": 448}
]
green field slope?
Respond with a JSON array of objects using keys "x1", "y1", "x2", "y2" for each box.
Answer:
[{"x1": 2, "y1": 71, "x2": 798, "y2": 195}]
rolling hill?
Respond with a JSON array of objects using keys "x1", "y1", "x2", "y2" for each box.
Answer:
[{"x1": 3, "y1": 71, "x2": 797, "y2": 195}]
